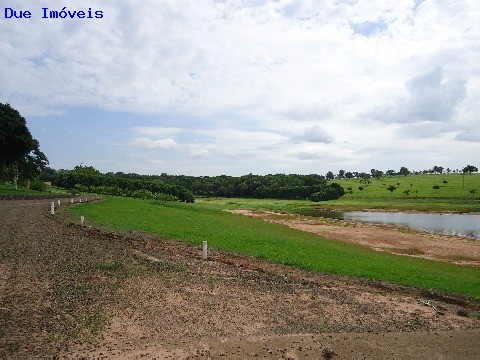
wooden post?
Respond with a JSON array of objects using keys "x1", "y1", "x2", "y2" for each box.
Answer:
[
  {"x1": 79, "y1": 199, "x2": 82, "y2": 203},
  {"x1": 202, "y1": 241, "x2": 208, "y2": 260},
  {"x1": 80, "y1": 216, "x2": 85, "y2": 227},
  {"x1": 57, "y1": 199, "x2": 61, "y2": 206},
  {"x1": 50, "y1": 202, "x2": 55, "y2": 215},
  {"x1": 71, "y1": 198, "x2": 74, "y2": 204}
]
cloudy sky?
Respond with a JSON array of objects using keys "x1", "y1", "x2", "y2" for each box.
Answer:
[{"x1": 1, "y1": 0, "x2": 479, "y2": 176}]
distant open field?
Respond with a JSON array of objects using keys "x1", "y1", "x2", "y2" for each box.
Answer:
[
  {"x1": 334, "y1": 173, "x2": 480, "y2": 199},
  {"x1": 68, "y1": 196, "x2": 480, "y2": 299}
]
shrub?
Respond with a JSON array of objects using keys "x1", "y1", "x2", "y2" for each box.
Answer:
[
  {"x1": 311, "y1": 183, "x2": 345, "y2": 202},
  {"x1": 30, "y1": 181, "x2": 47, "y2": 192},
  {"x1": 132, "y1": 189, "x2": 154, "y2": 200},
  {"x1": 74, "y1": 184, "x2": 89, "y2": 193},
  {"x1": 153, "y1": 193, "x2": 178, "y2": 201}
]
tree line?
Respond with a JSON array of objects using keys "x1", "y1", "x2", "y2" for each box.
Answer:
[
  {"x1": 330, "y1": 165, "x2": 477, "y2": 181},
  {"x1": 47, "y1": 167, "x2": 345, "y2": 202},
  {"x1": 2, "y1": 103, "x2": 476, "y2": 203}
]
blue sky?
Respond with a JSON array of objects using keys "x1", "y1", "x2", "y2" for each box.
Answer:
[{"x1": 2, "y1": 0, "x2": 479, "y2": 175}]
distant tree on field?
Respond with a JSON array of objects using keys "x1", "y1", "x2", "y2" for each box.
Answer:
[
  {"x1": 325, "y1": 171, "x2": 335, "y2": 180},
  {"x1": 433, "y1": 166, "x2": 444, "y2": 174},
  {"x1": 462, "y1": 165, "x2": 478, "y2": 174},
  {"x1": 469, "y1": 189, "x2": 477, "y2": 199},
  {"x1": 371, "y1": 169, "x2": 383, "y2": 179},
  {"x1": 345, "y1": 172, "x2": 354, "y2": 179},
  {"x1": 403, "y1": 189, "x2": 411, "y2": 197},
  {"x1": 387, "y1": 185, "x2": 396, "y2": 197},
  {"x1": 386, "y1": 170, "x2": 396, "y2": 177},
  {"x1": 399, "y1": 167, "x2": 410, "y2": 176},
  {"x1": 433, "y1": 185, "x2": 440, "y2": 191},
  {"x1": 338, "y1": 170, "x2": 345, "y2": 179}
]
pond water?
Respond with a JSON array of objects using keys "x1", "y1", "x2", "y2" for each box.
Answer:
[{"x1": 297, "y1": 210, "x2": 480, "y2": 240}]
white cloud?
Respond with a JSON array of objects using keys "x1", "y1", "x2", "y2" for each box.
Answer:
[
  {"x1": 455, "y1": 130, "x2": 480, "y2": 143},
  {"x1": 188, "y1": 148, "x2": 210, "y2": 158},
  {"x1": 3, "y1": 0, "x2": 480, "y2": 175},
  {"x1": 366, "y1": 67, "x2": 468, "y2": 124},
  {"x1": 132, "y1": 137, "x2": 178, "y2": 151},
  {"x1": 132, "y1": 127, "x2": 182, "y2": 137},
  {"x1": 292, "y1": 126, "x2": 334, "y2": 144}
]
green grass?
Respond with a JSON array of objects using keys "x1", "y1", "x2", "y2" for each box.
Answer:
[
  {"x1": 0, "y1": 183, "x2": 68, "y2": 195},
  {"x1": 194, "y1": 174, "x2": 480, "y2": 214},
  {"x1": 326, "y1": 174, "x2": 480, "y2": 213},
  {"x1": 0, "y1": 184, "x2": 45, "y2": 195},
  {"x1": 336, "y1": 173, "x2": 480, "y2": 199},
  {"x1": 69, "y1": 196, "x2": 480, "y2": 299}
]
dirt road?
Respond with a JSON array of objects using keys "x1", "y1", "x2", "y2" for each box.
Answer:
[{"x1": 0, "y1": 199, "x2": 479, "y2": 358}]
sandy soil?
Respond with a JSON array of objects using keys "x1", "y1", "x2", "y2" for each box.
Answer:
[
  {"x1": 229, "y1": 209, "x2": 480, "y2": 267},
  {"x1": 0, "y1": 199, "x2": 479, "y2": 358}
]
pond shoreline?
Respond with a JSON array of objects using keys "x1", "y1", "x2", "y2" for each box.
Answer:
[
  {"x1": 229, "y1": 209, "x2": 480, "y2": 268},
  {"x1": 312, "y1": 207, "x2": 480, "y2": 215}
]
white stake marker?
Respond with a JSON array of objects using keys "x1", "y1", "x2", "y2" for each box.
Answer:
[
  {"x1": 57, "y1": 199, "x2": 61, "y2": 206},
  {"x1": 50, "y1": 202, "x2": 55, "y2": 215},
  {"x1": 71, "y1": 198, "x2": 74, "y2": 204},
  {"x1": 80, "y1": 216, "x2": 85, "y2": 227},
  {"x1": 202, "y1": 241, "x2": 208, "y2": 260}
]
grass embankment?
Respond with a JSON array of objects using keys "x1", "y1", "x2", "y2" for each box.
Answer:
[
  {"x1": 69, "y1": 196, "x2": 480, "y2": 299},
  {"x1": 0, "y1": 184, "x2": 45, "y2": 195},
  {"x1": 0, "y1": 184, "x2": 67, "y2": 195}
]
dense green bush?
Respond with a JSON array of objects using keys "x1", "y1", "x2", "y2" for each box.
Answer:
[
  {"x1": 56, "y1": 171, "x2": 194, "y2": 203},
  {"x1": 132, "y1": 189, "x2": 154, "y2": 200},
  {"x1": 30, "y1": 180, "x2": 47, "y2": 192},
  {"x1": 310, "y1": 183, "x2": 345, "y2": 201}
]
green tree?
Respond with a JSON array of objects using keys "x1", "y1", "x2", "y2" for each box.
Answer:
[
  {"x1": 0, "y1": 103, "x2": 48, "y2": 189},
  {"x1": 387, "y1": 185, "x2": 396, "y2": 197},
  {"x1": 399, "y1": 166, "x2": 410, "y2": 176},
  {"x1": 325, "y1": 171, "x2": 335, "y2": 180},
  {"x1": 462, "y1": 165, "x2": 478, "y2": 174},
  {"x1": 469, "y1": 189, "x2": 477, "y2": 199}
]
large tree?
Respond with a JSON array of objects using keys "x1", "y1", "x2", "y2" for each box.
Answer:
[
  {"x1": 0, "y1": 103, "x2": 48, "y2": 188},
  {"x1": 462, "y1": 165, "x2": 478, "y2": 174},
  {"x1": 398, "y1": 166, "x2": 410, "y2": 176}
]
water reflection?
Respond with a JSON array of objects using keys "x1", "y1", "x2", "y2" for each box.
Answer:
[{"x1": 298, "y1": 210, "x2": 480, "y2": 240}]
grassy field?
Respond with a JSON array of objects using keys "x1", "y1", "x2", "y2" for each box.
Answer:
[
  {"x1": 335, "y1": 173, "x2": 479, "y2": 199},
  {"x1": 195, "y1": 174, "x2": 480, "y2": 213},
  {"x1": 0, "y1": 184, "x2": 47, "y2": 195},
  {"x1": 0, "y1": 184, "x2": 67, "y2": 195},
  {"x1": 69, "y1": 196, "x2": 480, "y2": 299}
]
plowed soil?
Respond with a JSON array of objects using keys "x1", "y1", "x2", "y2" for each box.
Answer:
[{"x1": 1, "y1": 199, "x2": 479, "y2": 358}]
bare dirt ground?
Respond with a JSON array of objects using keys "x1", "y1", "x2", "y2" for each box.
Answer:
[
  {"x1": 229, "y1": 209, "x2": 480, "y2": 267},
  {"x1": 1, "y1": 199, "x2": 479, "y2": 358}
]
